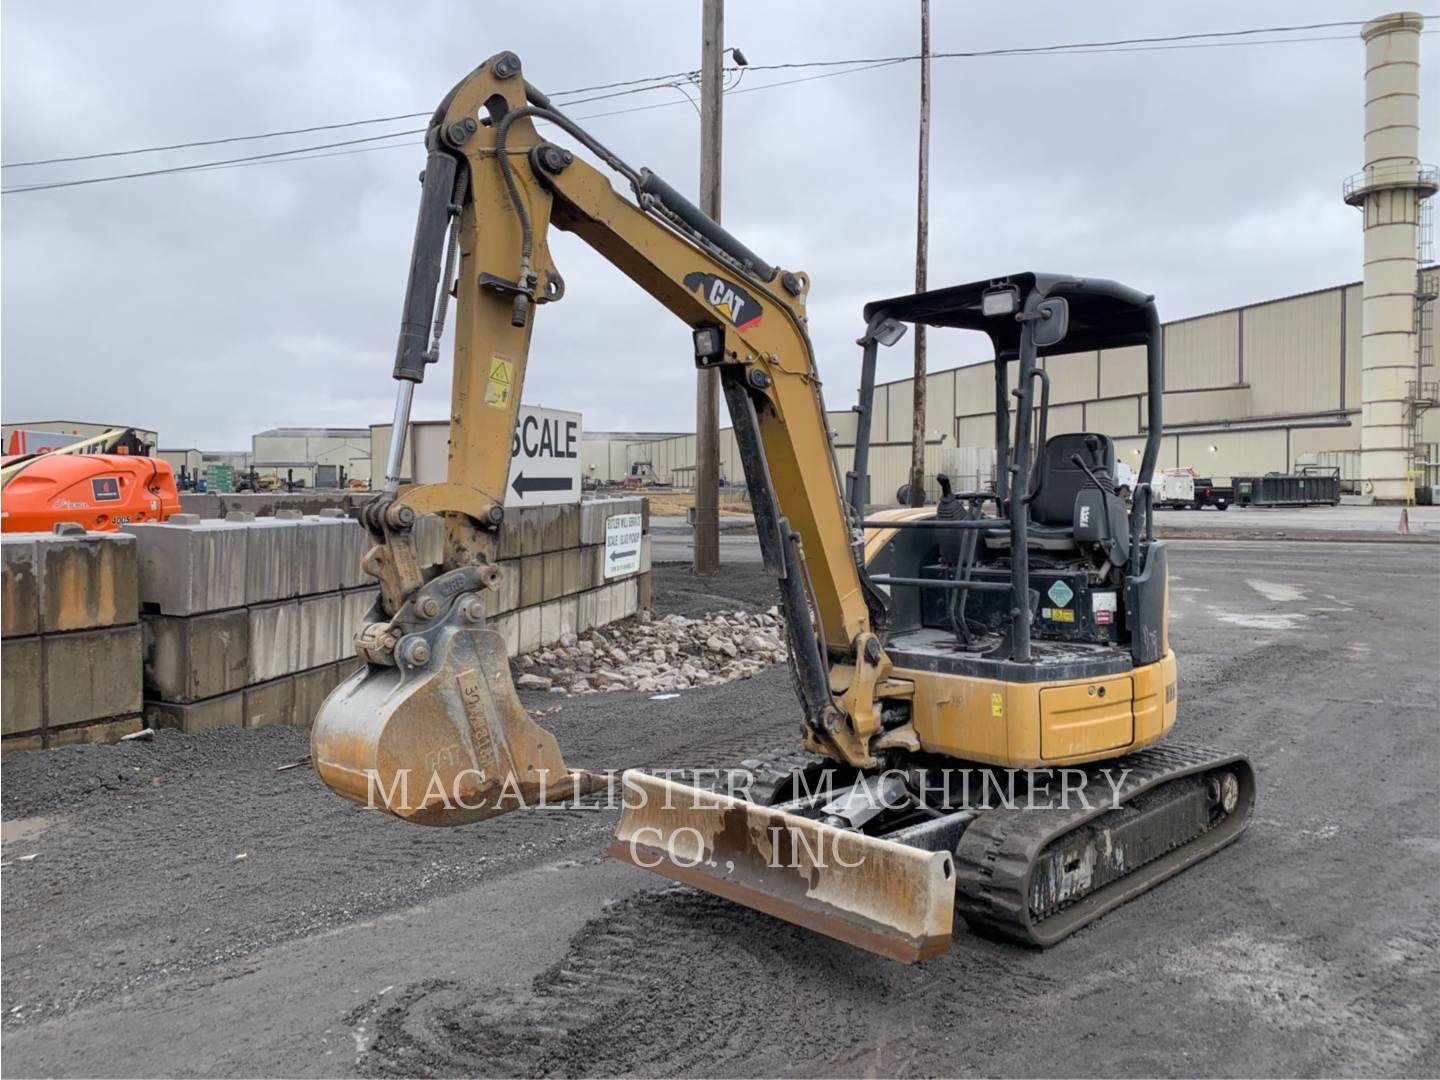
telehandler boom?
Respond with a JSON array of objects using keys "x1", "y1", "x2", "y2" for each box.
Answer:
[{"x1": 313, "y1": 53, "x2": 1254, "y2": 962}]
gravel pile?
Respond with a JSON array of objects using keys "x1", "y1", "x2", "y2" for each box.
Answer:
[{"x1": 511, "y1": 608, "x2": 787, "y2": 695}]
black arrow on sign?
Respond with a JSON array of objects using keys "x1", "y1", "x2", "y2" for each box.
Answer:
[
  {"x1": 511, "y1": 472, "x2": 574, "y2": 498},
  {"x1": 608, "y1": 547, "x2": 638, "y2": 563}
]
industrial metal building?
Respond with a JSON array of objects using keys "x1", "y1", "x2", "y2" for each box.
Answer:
[
  {"x1": 251, "y1": 427, "x2": 371, "y2": 488},
  {"x1": 615, "y1": 264, "x2": 1437, "y2": 504}
]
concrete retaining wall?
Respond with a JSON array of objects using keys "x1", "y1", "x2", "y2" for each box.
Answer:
[
  {"x1": 0, "y1": 498, "x2": 650, "y2": 750},
  {"x1": 1, "y1": 533, "x2": 144, "y2": 752}
]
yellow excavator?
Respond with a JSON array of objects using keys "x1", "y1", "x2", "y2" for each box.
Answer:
[{"x1": 312, "y1": 53, "x2": 1255, "y2": 962}]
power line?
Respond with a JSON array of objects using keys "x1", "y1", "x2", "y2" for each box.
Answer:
[
  {"x1": 1, "y1": 128, "x2": 423, "y2": 193},
  {"x1": 7, "y1": 18, "x2": 1424, "y2": 173},
  {"x1": 0, "y1": 69, "x2": 710, "y2": 170},
  {"x1": 6, "y1": 20, "x2": 1433, "y2": 194}
]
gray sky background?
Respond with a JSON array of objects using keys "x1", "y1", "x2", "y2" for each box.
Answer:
[{"x1": 2, "y1": 1, "x2": 1434, "y2": 450}]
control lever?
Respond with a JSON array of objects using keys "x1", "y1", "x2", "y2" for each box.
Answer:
[{"x1": 1070, "y1": 453, "x2": 1107, "y2": 491}]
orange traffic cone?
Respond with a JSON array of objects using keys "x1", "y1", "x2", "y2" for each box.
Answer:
[{"x1": 1397, "y1": 507, "x2": 1410, "y2": 535}]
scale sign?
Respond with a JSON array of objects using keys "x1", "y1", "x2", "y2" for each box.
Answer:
[
  {"x1": 605, "y1": 513, "x2": 642, "y2": 578},
  {"x1": 507, "y1": 406, "x2": 582, "y2": 507}
]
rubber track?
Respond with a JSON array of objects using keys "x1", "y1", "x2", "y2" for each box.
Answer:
[
  {"x1": 953, "y1": 740, "x2": 1255, "y2": 946},
  {"x1": 726, "y1": 746, "x2": 829, "y2": 805}
]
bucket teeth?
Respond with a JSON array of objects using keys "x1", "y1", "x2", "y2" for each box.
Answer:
[{"x1": 608, "y1": 770, "x2": 956, "y2": 963}]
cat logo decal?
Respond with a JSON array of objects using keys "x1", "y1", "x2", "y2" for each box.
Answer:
[{"x1": 684, "y1": 272, "x2": 763, "y2": 332}]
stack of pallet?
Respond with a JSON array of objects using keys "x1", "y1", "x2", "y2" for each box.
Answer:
[{"x1": 1, "y1": 531, "x2": 144, "y2": 751}]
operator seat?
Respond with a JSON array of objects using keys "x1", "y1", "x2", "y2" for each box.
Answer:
[{"x1": 986, "y1": 432, "x2": 1126, "y2": 558}]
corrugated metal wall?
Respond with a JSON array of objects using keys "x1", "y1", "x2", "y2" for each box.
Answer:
[{"x1": 617, "y1": 280, "x2": 1376, "y2": 501}]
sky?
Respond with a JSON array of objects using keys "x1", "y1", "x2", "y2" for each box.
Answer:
[{"x1": 2, "y1": 1, "x2": 1435, "y2": 450}]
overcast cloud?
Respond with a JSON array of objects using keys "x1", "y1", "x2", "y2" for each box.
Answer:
[{"x1": 2, "y1": 1, "x2": 1433, "y2": 450}]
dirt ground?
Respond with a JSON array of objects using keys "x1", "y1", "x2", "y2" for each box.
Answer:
[
  {"x1": 633, "y1": 490, "x2": 753, "y2": 518},
  {"x1": 2, "y1": 545, "x2": 1437, "y2": 1078}
]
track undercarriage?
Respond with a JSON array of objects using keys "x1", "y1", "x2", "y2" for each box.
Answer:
[{"x1": 612, "y1": 742, "x2": 1254, "y2": 959}]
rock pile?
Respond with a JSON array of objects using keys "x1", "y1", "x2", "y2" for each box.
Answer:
[{"x1": 510, "y1": 608, "x2": 787, "y2": 695}]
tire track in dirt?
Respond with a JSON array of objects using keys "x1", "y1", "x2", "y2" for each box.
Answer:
[{"x1": 356, "y1": 886, "x2": 1061, "y2": 1078}]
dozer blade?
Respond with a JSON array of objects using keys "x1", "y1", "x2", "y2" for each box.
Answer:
[
  {"x1": 608, "y1": 770, "x2": 956, "y2": 963},
  {"x1": 312, "y1": 625, "x2": 591, "y2": 826}
]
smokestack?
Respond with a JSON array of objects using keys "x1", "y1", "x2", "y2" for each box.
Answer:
[{"x1": 1344, "y1": 12, "x2": 1436, "y2": 501}]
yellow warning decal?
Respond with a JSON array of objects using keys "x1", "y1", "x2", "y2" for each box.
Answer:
[
  {"x1": 1049, "y1": 609, "x2": 1076, "y2": 623},
  {"x1": 990, "y1": 692, "x2": 1004, "y2": 718},
  {"x1": 484, "y1": 356, "x2": 514, "y2": 409}
]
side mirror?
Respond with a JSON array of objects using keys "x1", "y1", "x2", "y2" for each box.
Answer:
[
  {"x1": 859, "y1": 316, "x2": 907, "y2": 348},
  {"x1": 1032, "y1": 297, "x2": 1069, "y2": 348},
  {"x1": 875, "y1": 318, "x2": 907, "y2": 347}
]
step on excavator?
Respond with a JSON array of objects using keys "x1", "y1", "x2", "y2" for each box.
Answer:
[{"x1": 312, "y1": 53, "x2": 1255, "y2": 962}]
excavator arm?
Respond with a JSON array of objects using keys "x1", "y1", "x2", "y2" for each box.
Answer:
[{"x1": 311, "y1": 54, "x2": 955, "y2": 960}]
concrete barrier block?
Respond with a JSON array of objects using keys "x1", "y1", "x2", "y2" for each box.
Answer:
[
  {"x1": 539, "y1": 600, "x2": 561, "y2": 648},
  {"x1": 576, "y1": 546, "x2": 594, "y2": 592},
  {"x1": 578, "y1": 499, "x2": 608, "y2": 545},
  {"x1": 341, "y1": 587, "x2": 379, "y2": 647},
  {"x1": 298, "y1": 593, "x2": 344, "y2": 670},
  {"x1": 1, "y1": 734, "x2": 44, "y2": 755},
  {"x1": 341, "y1": 519, "x2": 371, "y2": 589},
  {"x1": 595, "y1": 585, "x2": 614, "y2": 628},
  {"x1": 559, "y1": 504, "x2": 581, "y2": 550},
  {"x1": 490, "y1": 612, "x2": 519, "y2": 656},
  {"x1": 336, "y1": 656, "x2": 364, "y2": 681},
  {"x1": 43, "y1": 625, "x2": 143, "y2": 726},
  {"x1": 243, "y1": 519, "x2": 302, "y2": 604},
  {"x1": 484, "y1": 559, "x2": 522, "y2": 618},
  {"x1": 144, "y1": 608, "x2": 249, "y2": 703},
  {"x1": 299, "y1": 517, "x2": 350, "y2": 596},
  {"x1": 2, "y1": 636, "x2": 42, "y2": 736},
  {"x1": 145, "y1": 694, "x2": 245, "y2": 734},
  {"x1": 541, "y1": 506, "x2": 564, "y2": 552},
  {"x1": 2, "y1": 537, "x2": 40, "y2": 638},
  {"x1": 248, "y1": 600, "x2": 300, "y2": 682},
  {"x1": 558, "y1": 595, "x2": 578, "y2": 639},
  {"x1": 293, "y1": 663, "x2": 341, "y2": 726},
  {"x1": 542, "y1": 551, "x2": 563, "y2": 602},
  {"x1": 577, "y1": 590, "x2": 597, "y2": 633},
  {"x1": 497, "y1": 514, "x2": 522, "y2": 560},
  {"x1": 516, "y1": 508, "x2": 541, "y2": 556},
  {"x1": 619, "y1": 577, "x2": 640, "y2": 619},
  {"x1": 517, "y1": 605, "x2": 541, "y2": 654},
  {"x1": 561, "y1": 548, "x2": 582, "y2": 598},
  {"x1": 50, "y1": 715, "x2": 144, "y2": 747},
  {"x1": 124, "y1": 520, "x2": 248, "y2": 616},
  {"x1": 244, "y1": 675, "x2": 295, "y2": 728},
  {"x1": 519, "y1": 554, "x2": 544, "y2": 608},
  {"x1": 36, "y1": 532, "x2": 139, "y2": 632}
]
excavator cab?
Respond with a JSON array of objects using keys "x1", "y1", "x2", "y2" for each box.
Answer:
[
  {"x1": 855, "y1": 273, "x2": 1167, "y2": 667},
  {"x1": 311, "y1": 54, "x2": 1254, "y2": 966}
]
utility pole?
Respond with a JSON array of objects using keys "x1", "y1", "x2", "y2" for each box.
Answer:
[
  {"x1": 907, "y1": 0, "x2": 931, "y2": 509},
  {"x1": 693, "y1": 0, "x2": 724, "y2": 575}
]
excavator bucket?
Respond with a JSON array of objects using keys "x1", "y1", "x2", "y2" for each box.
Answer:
[
  {"x1": 312, "y1": 625, "x2": 591, "y2": 826},
  {"x1": 608, "y1": 770, "x2": 957, "y2": 963}
]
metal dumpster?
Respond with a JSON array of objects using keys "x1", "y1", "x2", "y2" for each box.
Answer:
[{"x1": 1232, "y1": 470, "x2": 1341, "y2": 507}]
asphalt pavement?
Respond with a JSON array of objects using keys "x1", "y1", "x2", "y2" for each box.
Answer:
[{"x1": 2, "y1": 542, "x2": 1437, "y2": 1077}]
